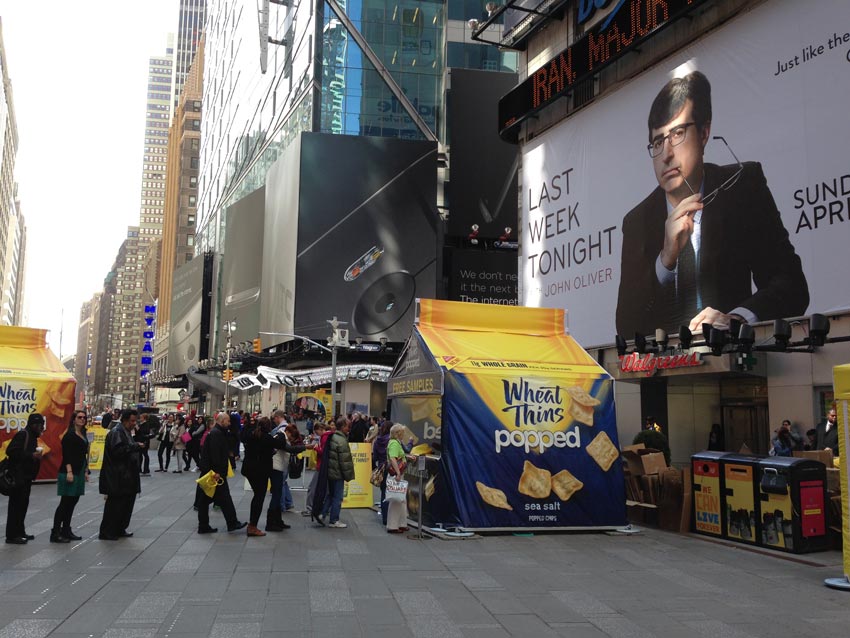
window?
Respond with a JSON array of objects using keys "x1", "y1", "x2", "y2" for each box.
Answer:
[
  {"x1": 187, "y1": 235, "x2": 194, "y2": 246},
  {"x1": 187, "y1": 214, "x2": 195, "y2": 226},
  {"x1": 189, "y1": 196, "x2": 196, "y2": 206},
  {"x1": 190, "y1": 176, "x2": 198, "y2": 187},
  {"x1": 190, "y1": 157, "x2": 199, "y2": 169}
]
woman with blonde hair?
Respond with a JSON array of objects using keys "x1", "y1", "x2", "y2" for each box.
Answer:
[{"x1": 385, "y1": 423, "x2": 417, "y2": 534}]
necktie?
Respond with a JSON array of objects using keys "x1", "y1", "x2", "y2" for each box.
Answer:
[{"x1": 677, "y1": 239, "x2": 698, "y2": 317}]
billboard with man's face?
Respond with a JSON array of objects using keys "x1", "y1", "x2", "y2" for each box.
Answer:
[{"x1": 521, "y1": 0, "x2": 850, "y2": 347}]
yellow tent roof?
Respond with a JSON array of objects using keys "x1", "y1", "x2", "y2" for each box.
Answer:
[
  {"x1": 415, "y1": 299, "x2": 607, "y2": 377},
  {"x1": 0, "y1": 326, "x2": 75, "y2": 381}
]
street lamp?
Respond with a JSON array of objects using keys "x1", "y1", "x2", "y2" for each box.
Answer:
[
  {"x1": 222, "y1": 319, "x2": 237, "y2": 410},
  {"x1": 260, "y1": 316, "x2": 348, "y2": 418}
]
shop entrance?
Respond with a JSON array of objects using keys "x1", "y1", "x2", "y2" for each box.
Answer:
[{"x1": 722, "y1": 404, "x2": 769, "y2": 455}]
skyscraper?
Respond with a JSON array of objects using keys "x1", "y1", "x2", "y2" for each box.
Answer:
[
  {"x1": 0, "y1": 19, "x2": 26, "y2": 327},
  {"x1": 139, "y1": 37, "x2": 174, "y2": 244},
  {"x1": 171, "y1": 0, "x2": 207, "y2": 111}
]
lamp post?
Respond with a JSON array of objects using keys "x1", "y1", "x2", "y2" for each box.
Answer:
[
  {"x1": 222, "y1": 319, "x2": 237, "y2": 410},
  {"x1": 260, "y1": 317, "x2": 348, "y2": 418}
]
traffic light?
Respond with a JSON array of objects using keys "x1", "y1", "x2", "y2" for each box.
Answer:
[
  {"x1": 223, "y1": 369, "x2": 233, "y2": 381},
  {"x1": 252, "y1": 337, "x2": 262, "y2": 353}
]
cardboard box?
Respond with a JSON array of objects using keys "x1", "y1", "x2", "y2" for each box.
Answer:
[
  {"x1": 658, "y1": 469, "x2": 684, "y2": 531},
  {"x1": 826, "y1": 468, "x2": 840, "y2": 492},
  {"x1": 793, "y1": 450, "x2": 835, "y2": 467},
  {"x1": 622, "y1": 447, "x2": 667, "y2": 476},
  {"x1": 626, "y1": 501, "x2": 657, "y2": 525}
]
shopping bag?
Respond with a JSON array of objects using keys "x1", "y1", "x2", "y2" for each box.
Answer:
[
  {"x1": 385, "y1": 477, "x2": 408, "y2": 503},
  {"x1": 180, "y1": 431, "x2": 192, "y2": 444},
  {"x1": 227, "y1": 463, "x2": 235, "y2": 478},
  {"x1": 196, "y1": 470, "x2": 223, "y2": 498}
]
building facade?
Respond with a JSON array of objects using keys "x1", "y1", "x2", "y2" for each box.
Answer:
[
  {"x1": 494, "y1": 0, "x2": 850, "y2": 461},
  {"x1": 170, "y1": 0, "x2": 207, "y2": 111},
  {"x1": 0, "y1": 19, "x2": 25, "y2": 326}
]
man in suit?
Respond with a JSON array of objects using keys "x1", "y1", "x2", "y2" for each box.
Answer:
[
  {"x1": 616, "y1": 71, "x2": 808, "y2": 338},
  {"x1": 815, "y1": 407, "x2": 838, "y2": 457}
]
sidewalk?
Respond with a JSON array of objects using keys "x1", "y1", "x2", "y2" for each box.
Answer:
[{"x1": 0, "y1": 470, "x2": 847, "y2": 638}]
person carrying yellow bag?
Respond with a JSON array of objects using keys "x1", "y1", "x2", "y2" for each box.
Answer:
[
  {"x1": 195, "y1": 412, "x2": 246, "y2": 534},
  {"x1": 196, "y1": 471, "x2": 223, "y2": 498}
]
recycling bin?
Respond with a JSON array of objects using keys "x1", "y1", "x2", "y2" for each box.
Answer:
[
  {"x1": 757, "y1": 457, "x2": 827, "y2": 554},
  {"x1": 721, "y1": 454, "x2": 761, "y2": 545},
  {"x1": 691, "y1": 451, "x2": 729, "y2": 538}
]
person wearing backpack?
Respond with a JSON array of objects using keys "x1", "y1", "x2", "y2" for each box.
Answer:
[{"x1": 5, "y1": 413, "x2": 46, "y2": 544}]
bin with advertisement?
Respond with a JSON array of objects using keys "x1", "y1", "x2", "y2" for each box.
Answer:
[
  {"x1": 387, "y1": 299, "x2": 626, "y2": 532},
  {"x1": 691, "y1": 451, "x2": 728, "y2": 538},
  {"x1": 0, "y1": 327, "x2": 76, "y2": 481},
  {"x1": 757, "y1": 456, "x2": 827, "y2": 554},
  {"x1": 721, "y1": 454, "x2": 761, "y2": 545}
]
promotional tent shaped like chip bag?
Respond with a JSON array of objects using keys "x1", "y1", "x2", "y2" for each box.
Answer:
[
  {"x1": 0, "y1": 326, "x2": 76, "y2": 481},
  {"x1": 388, "y1": 299, "x2": 626, "y2": 531}
]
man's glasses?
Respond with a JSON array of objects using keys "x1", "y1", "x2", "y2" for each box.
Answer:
[
  {"x1": 681, "y1": 135, "x2": 743, "y2": 206},
  {"x1": 647, "y1": 122, "x2": 697, "y2": 158}
]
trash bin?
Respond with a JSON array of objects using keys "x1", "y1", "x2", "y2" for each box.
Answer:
[
  {"x1": 757, "y1": 457, "x2": 828, "y2": 554},
  {"x1": 721, "y1": 454, "x2": 761, "y2": 545},
  {"x1": 691, "y1": 451, "x2": 728, "y2": 538}
]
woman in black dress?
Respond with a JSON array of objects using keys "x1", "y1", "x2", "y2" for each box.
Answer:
[{"x1": 51, "y1": 410, "x2": 90, "y2": 543}]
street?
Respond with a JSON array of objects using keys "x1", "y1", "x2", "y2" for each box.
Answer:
[{"x1": 0, "y1": 471, "x2": 848, "y2": 638}]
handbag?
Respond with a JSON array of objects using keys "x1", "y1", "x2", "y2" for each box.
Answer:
[
  {"x1": 180, "y1": 431, "x2": 193, "y2": 444},
  {"x1": 388, "y1": 460, "x2": 407, "y2": 477},
  {"x1": 289, "y1": 453, "x2": 303, "y2": 479},
  {"x1": 760, "y1": 468, "x2": 788, "y2": 495},
  {"x1": 0, "y1": 430, "x2": 29, "y2": 496},
  {"x1": 370, "y1": 463, "x2": 386, "y2": 487},
  {"x1": 0, "y1": 458, "x2": 16, "y2": 496},
  {"x1": 385, "y1": 476, "x2": 408, "y2": 503},
  {"x1": 196, "y1": 470, "x2": 224, "y2": 498}
]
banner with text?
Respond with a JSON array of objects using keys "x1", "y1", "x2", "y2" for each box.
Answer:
[{"x1": 521, "y1": 0, "x2": 850, "y2": 347}]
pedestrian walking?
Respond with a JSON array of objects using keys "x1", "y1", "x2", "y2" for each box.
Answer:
[
  {"x1": 172, "y1": 415, "x2": 188, "y2": 473},
  {"x1": 98, "y1": 409, "x2": 142, "y2": 540},
  {"x1": 50, "y1": 410, "x2": 90, "y2": 543},
  {"x1": 155, "y1": 414, "x2": 174, "y2": 472},
  {"x1": 4, "y1": 413, "x2": 46, "y2": 544},
  {"x1": 196, "y1": 412, "x2": 246, "y2": 534},
  {"x1": 135, "y1": 413, "x2": 158, "y2": 476},
  {"x1": 241, "y1": 416, "x2": 289, "y2": 536}
]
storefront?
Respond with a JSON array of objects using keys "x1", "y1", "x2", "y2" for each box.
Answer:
[{"x1": 591, "y1": 315, "x2": 850, "y2": 465}]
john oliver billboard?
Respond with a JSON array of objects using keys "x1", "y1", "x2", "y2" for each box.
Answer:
[{"x1": 520, "y1": 0, "x2": 850, "y2": 347}]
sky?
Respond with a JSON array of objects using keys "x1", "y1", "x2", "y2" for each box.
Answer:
[{"x1": 1, "y1": 0, "x2": 177, "y2": 358}]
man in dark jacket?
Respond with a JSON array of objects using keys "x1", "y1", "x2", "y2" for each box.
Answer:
[
  {"x1": 196, "y1": 412, "x2": 247, "y2": 534},
  {"x1": 317, "y1": 417, "x2": 355, "y2": 528},
  {"x1": 98, "y1": 409, "x2": 142, "y2": 540},
  {"x1": 348, "y1": 412, "x2": 369, "y2": 443},
  {"x1": 5, "y1": 413, "x2": 46, "y2": 544},
  {"x1": 816, "y1": 407, "x2": 839, "y2": 458}
]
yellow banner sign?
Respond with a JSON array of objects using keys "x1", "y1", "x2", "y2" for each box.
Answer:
[{"x1": 342, "y1": 442, "x2": 373, "y2": 509}]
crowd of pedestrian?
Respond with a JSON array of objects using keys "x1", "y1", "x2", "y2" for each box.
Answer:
[{"x1": 4, "y1": 406, "x2": 412, "y2": 544}]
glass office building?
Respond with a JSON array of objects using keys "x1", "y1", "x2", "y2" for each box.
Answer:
[{"x1": 196, "y1": 0, "x2": 515, "y2": 254}]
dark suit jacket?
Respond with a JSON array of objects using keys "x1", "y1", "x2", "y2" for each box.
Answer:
[
  {"x1": 815, "y1": 420, "x2": 839, "y2": 457},
  {"x1": 615, "y1": 162, "x2": 809, "y2": 337}
]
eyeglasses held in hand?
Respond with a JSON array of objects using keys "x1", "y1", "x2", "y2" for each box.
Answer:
[{"x1": 681, "y1": 136, "x2": 744, "y2": 206}]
